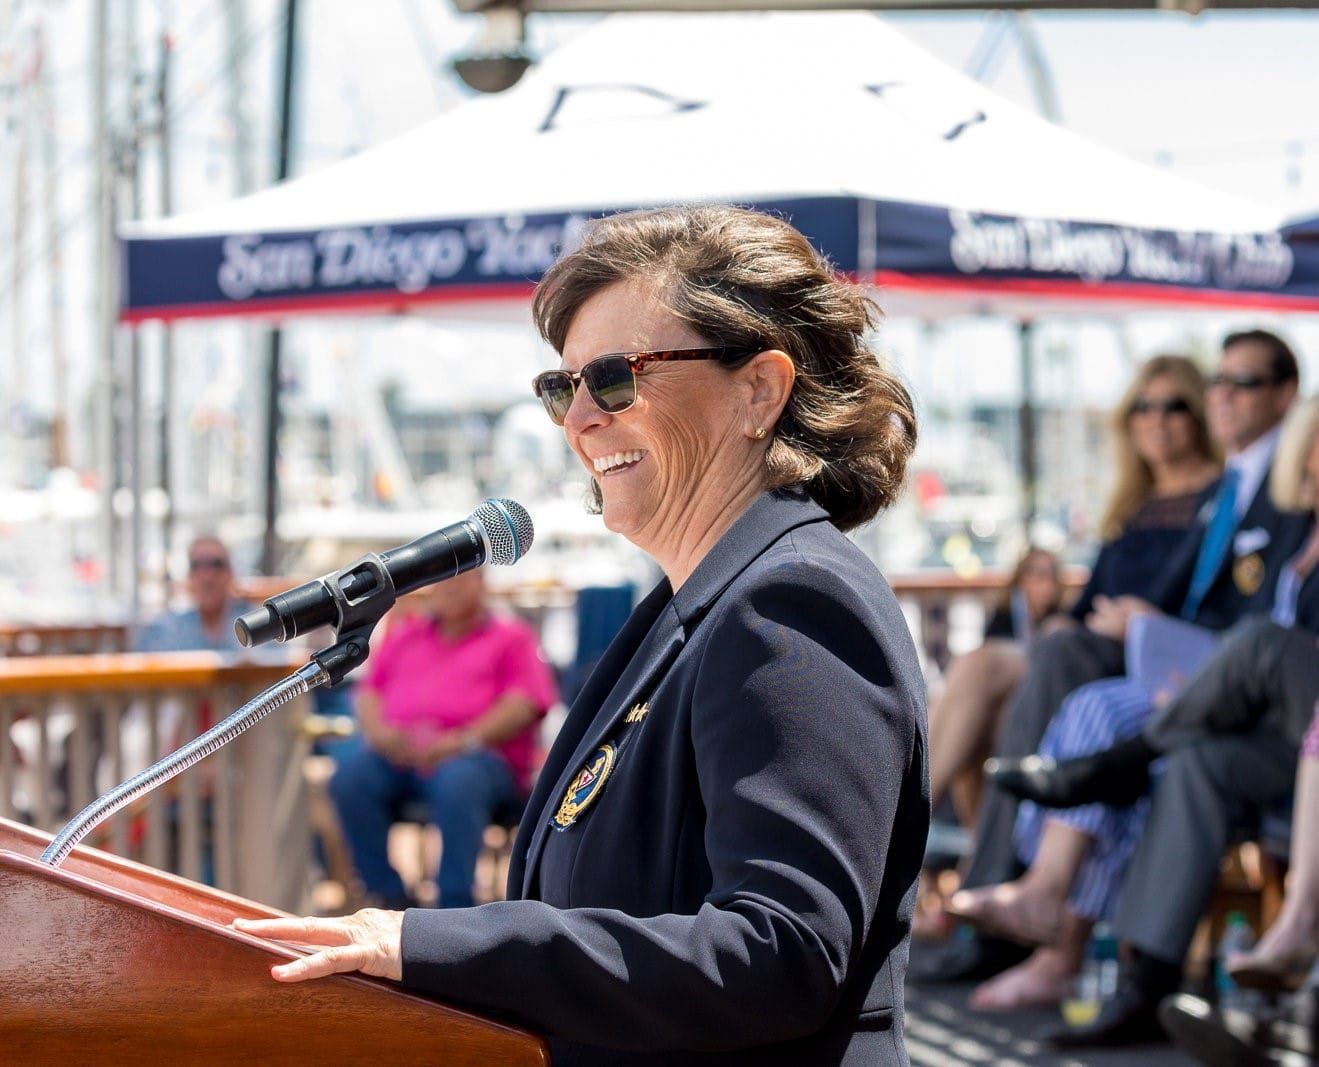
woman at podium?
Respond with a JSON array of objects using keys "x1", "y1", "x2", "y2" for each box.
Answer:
[{"x1": 236, "y1": 205, "x2": 929, "y2": 1066}]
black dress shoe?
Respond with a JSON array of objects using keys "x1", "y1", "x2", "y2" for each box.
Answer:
[
  {"x1": 1157, "y1": 993, "x2": 1275, "y2": 1067},
  {"x1": 985, "y1": 748, "x2": 1150, "y2": 809},
  {"x1": 1043, "y1": 982, "x2": 1167, "y2": 1048},
  {"x1": 1159, "y1": 988, "x2": 1318, "y2": 1066},
  {"x1": 906, "y1": 933, "x2": 1029, "y2": 986}
]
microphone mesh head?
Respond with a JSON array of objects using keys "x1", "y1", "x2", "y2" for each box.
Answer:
[{"x1": 475, "y1": 498, "x2": 534, "y2": 565}]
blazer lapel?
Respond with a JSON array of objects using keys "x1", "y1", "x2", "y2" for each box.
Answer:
[
  {"x1": 517, "y1": 489, "x2": 833, "y2": 898},
  {"x1": 519, "y1": 597, "x2": 687, "y2": 896}
]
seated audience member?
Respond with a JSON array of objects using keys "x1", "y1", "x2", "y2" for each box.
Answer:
[
  {"x1": 951, "y1": 396, "x2": 1319, "y2": 1015},
  {"x1": 126, "y1": 534, "x2": 250, "y2": 880},
  {"x1": 1229, "y1": 706, "x2": 1319, "y2": 991},
  {"x1": 916, "y1": 545, "x2": 1061, "y2": 939},
  {"x1": 912, "y1": 330, "x2": 1308, "y2": 986},
  {"x1": 926, "y1": 546, "x2": 1062, "y2": 826},
  {"x1": 136, "y1": 535, "x2": 249, "y2": 654},
  {"x1": 1158, "y1": 716, "x2": 1319, "y2": 1065},
  {"x1": 1159, "y1": 978, "x2": 1318, "y2": 1067},
  {"x1": 927, "y1": 357, "x2": 1217, "y2": 833},
  {"x1": 330, "y1": 569, "x2": 557, "y2": 910}
]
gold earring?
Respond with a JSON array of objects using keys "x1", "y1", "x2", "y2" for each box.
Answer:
[{"x1": 753, "y1": 426, "x2": 767, "y2": 440}]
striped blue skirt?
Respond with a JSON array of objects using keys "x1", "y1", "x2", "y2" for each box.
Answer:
[{"x1": 1013, "y1": 676, "x2": 1154, "y2": 921}]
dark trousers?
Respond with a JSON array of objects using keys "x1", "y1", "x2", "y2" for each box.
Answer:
[
  {"x1": 960, "y1": 627, "x2": 1126, "y2": 890},
  {"x1": 1114, "y1": 728, "x2": 1298, "y2": 965},
  {"x1": 1148, "y1": 618, "x2": 1319, "y2": 751}
]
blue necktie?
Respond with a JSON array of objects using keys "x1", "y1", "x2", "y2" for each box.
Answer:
[{"x1": 1181, "y1": 466, "x2": 1241, "y2": 621}]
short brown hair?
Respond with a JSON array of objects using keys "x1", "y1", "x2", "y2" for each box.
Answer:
[
  {"x1": 532, "y1": 205, "x2": 916, "y2": 530},
  {"x1": 1222, "y1": 328, "x2": 1300, "y2": 385}
]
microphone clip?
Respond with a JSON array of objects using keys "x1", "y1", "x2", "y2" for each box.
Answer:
[
  {"x1": 306, "y1": 554, "x2": 397, "y2": 686},
  {"x1": 311, "y1": 624, "x2": 377, "y2": 687},
  {"x1": 326, "y1": 554, "x2": 397, "y2": 634}
]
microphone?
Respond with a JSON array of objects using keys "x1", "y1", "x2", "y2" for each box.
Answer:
[{"x1": 235, "y1": 498, "x2": 533, "y2": 648}]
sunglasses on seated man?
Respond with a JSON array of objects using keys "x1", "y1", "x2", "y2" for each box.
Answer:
[
  {"x1": 532, "y1": 347, "x2": 762, "y2": 425},
  {"x1": 1207, "y1": 372, "x2": 1282, "y2": 391}
]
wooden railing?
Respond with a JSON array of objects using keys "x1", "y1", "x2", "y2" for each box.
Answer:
[
  {"x1": 0, "y1": 651, "x2": 313, "y2": 913},
  {"x1": 890, "y1": 567, "x2": 1088, "y2": 675}
]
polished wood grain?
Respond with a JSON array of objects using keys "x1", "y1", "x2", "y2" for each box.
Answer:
[{"x1": 0, "y1": 818, "x2": 549, "y2": 1065}]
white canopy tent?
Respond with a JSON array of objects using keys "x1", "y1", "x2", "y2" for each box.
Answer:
[{"x1": 119, "y1": 11, "x2": 1313, "y2": 322}]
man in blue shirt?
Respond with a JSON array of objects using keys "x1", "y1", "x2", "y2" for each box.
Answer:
[{"x1": 135, "y1": 536, "x2": 249, "y2": 654}]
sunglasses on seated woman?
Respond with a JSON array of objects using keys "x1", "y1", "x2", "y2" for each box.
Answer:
[
  {"x1": 1129, "y1": 396, "x2": 1192, "y2": 416},
  {"x1": 532, "y1": 347, "x2": 761, "y2": 425}
]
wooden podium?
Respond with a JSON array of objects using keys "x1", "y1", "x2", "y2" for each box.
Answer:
[{"x1": 0, "y1": 818, "x2": 549, "y2": 1064}]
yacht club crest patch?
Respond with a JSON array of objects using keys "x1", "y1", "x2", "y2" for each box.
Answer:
[{"x1": 552, "y1": 743, "x2": 617, "y2": 830}]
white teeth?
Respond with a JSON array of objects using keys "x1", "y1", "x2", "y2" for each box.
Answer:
[{"x1": 594, "y1": 450, "x2": 644, "y2": 474}]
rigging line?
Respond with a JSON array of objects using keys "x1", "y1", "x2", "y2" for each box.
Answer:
[
  {"x1": 0, "y1": 3, "x2": 278, "y2": 223},
  {"x1": 0, "y1": 7, "x2": 286, "y2": 299},
  {"x1": 400, "y1": 0, "x2": 457, "y2": 109}
]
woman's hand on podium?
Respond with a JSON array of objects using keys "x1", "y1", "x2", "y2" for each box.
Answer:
[{"x1": 231, "y1": 909, "x2": 404, "y2": 983}]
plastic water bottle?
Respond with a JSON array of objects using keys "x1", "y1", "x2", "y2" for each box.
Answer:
[
  {"x1": 1215, "y1": 911, "x2": 1260, "y2": 1011},
  {"x1": 1062, "y1": 923, "x2": 1119, "y2": 1026},
  {"x1": 1093, "y1": 923, "x2": 1120, "y2": 1001}
]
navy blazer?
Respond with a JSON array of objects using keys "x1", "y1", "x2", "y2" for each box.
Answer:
[
  {"x1": 1153, "y1": 470, "x2": 1312, "y2": 631},
  {"x1": 401, "y1": 489, "x2": 929, "y2": 1066}
]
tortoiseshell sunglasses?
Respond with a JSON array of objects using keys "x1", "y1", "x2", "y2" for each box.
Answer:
[{"x1": 532, "y1": 347, "x2": 761, "y2": 425}]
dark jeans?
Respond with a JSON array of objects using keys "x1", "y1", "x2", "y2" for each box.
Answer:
[{"x1": 331, "y1": 747, "x2": 522, "y2": 908}]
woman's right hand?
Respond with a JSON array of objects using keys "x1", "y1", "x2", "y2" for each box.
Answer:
[{"x1": 231, "y1": 909, "x2": 405, "y2": 983}]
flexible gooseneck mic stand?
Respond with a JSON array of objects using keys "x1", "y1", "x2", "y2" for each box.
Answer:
[{"x1": 40, "y1": 590, "x2": 392, "y2": 868}]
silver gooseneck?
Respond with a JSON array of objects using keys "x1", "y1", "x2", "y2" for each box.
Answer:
[{"x1": 39, "y1": 660, "x2": 330, "y2": 867}]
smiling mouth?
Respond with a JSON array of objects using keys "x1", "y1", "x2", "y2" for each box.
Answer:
[{"x1": 594, "y1": 450, "x2": 645, "y2": 476}]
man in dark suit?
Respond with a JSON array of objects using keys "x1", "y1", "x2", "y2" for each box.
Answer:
[{"x1": 913, "y1": 329, "x2": 1307, "y2": 985}]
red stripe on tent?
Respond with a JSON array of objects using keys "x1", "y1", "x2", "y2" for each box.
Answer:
[
  {"x1": 118, "y1": 282, "x2": 539, "y2": 324},
  {"x1": 870, "y1": 271, "x2": 1319, "y2": 312}
]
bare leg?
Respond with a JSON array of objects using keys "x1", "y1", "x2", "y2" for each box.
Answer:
[
  {"x1": 928, "y1": 641, "x2": 1028, "y2": 809},
  {"x1": 970, "y1": 909, "x2": 1093, "y2": 1011},
  {"x1": 1239, "y1": 755, "x2": 1319, "y2": 967},
  {"x1": 948, "y1": 818, "x2": 1093, "y2": 946},
  {"x1": 950, "y1": 766, "x2": 985, "y2": 829}
]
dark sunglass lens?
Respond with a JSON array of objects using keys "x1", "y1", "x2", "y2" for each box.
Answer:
[
  {"x1": 584, "y1": 355, "x2": 637, "y2": 414},
  {"x1": 534, "y1": 373, "x2": 575, "y2": 424},
  {"x1": 1210, "y1": 374, "x2": 1271, "y2": 390},
  {"x1": 1133, "y1": 397, "x2": 1192, "y2": 415}
]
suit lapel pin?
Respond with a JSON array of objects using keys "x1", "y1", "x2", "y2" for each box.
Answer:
[
  {"x1": 1233, "y1": 552, "x2": 1265, "y2": 596},
  {"x1": 553, "y1": 743, "x2": 617, "y2": 830}
]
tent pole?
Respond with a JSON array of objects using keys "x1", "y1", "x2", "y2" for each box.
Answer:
[
  {"x1": 1017, "y1": 319, "x2": 1037, "y2": 541},
  {"x1": 260, "y1": 0, "x2": 299, "y2": 577}
]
